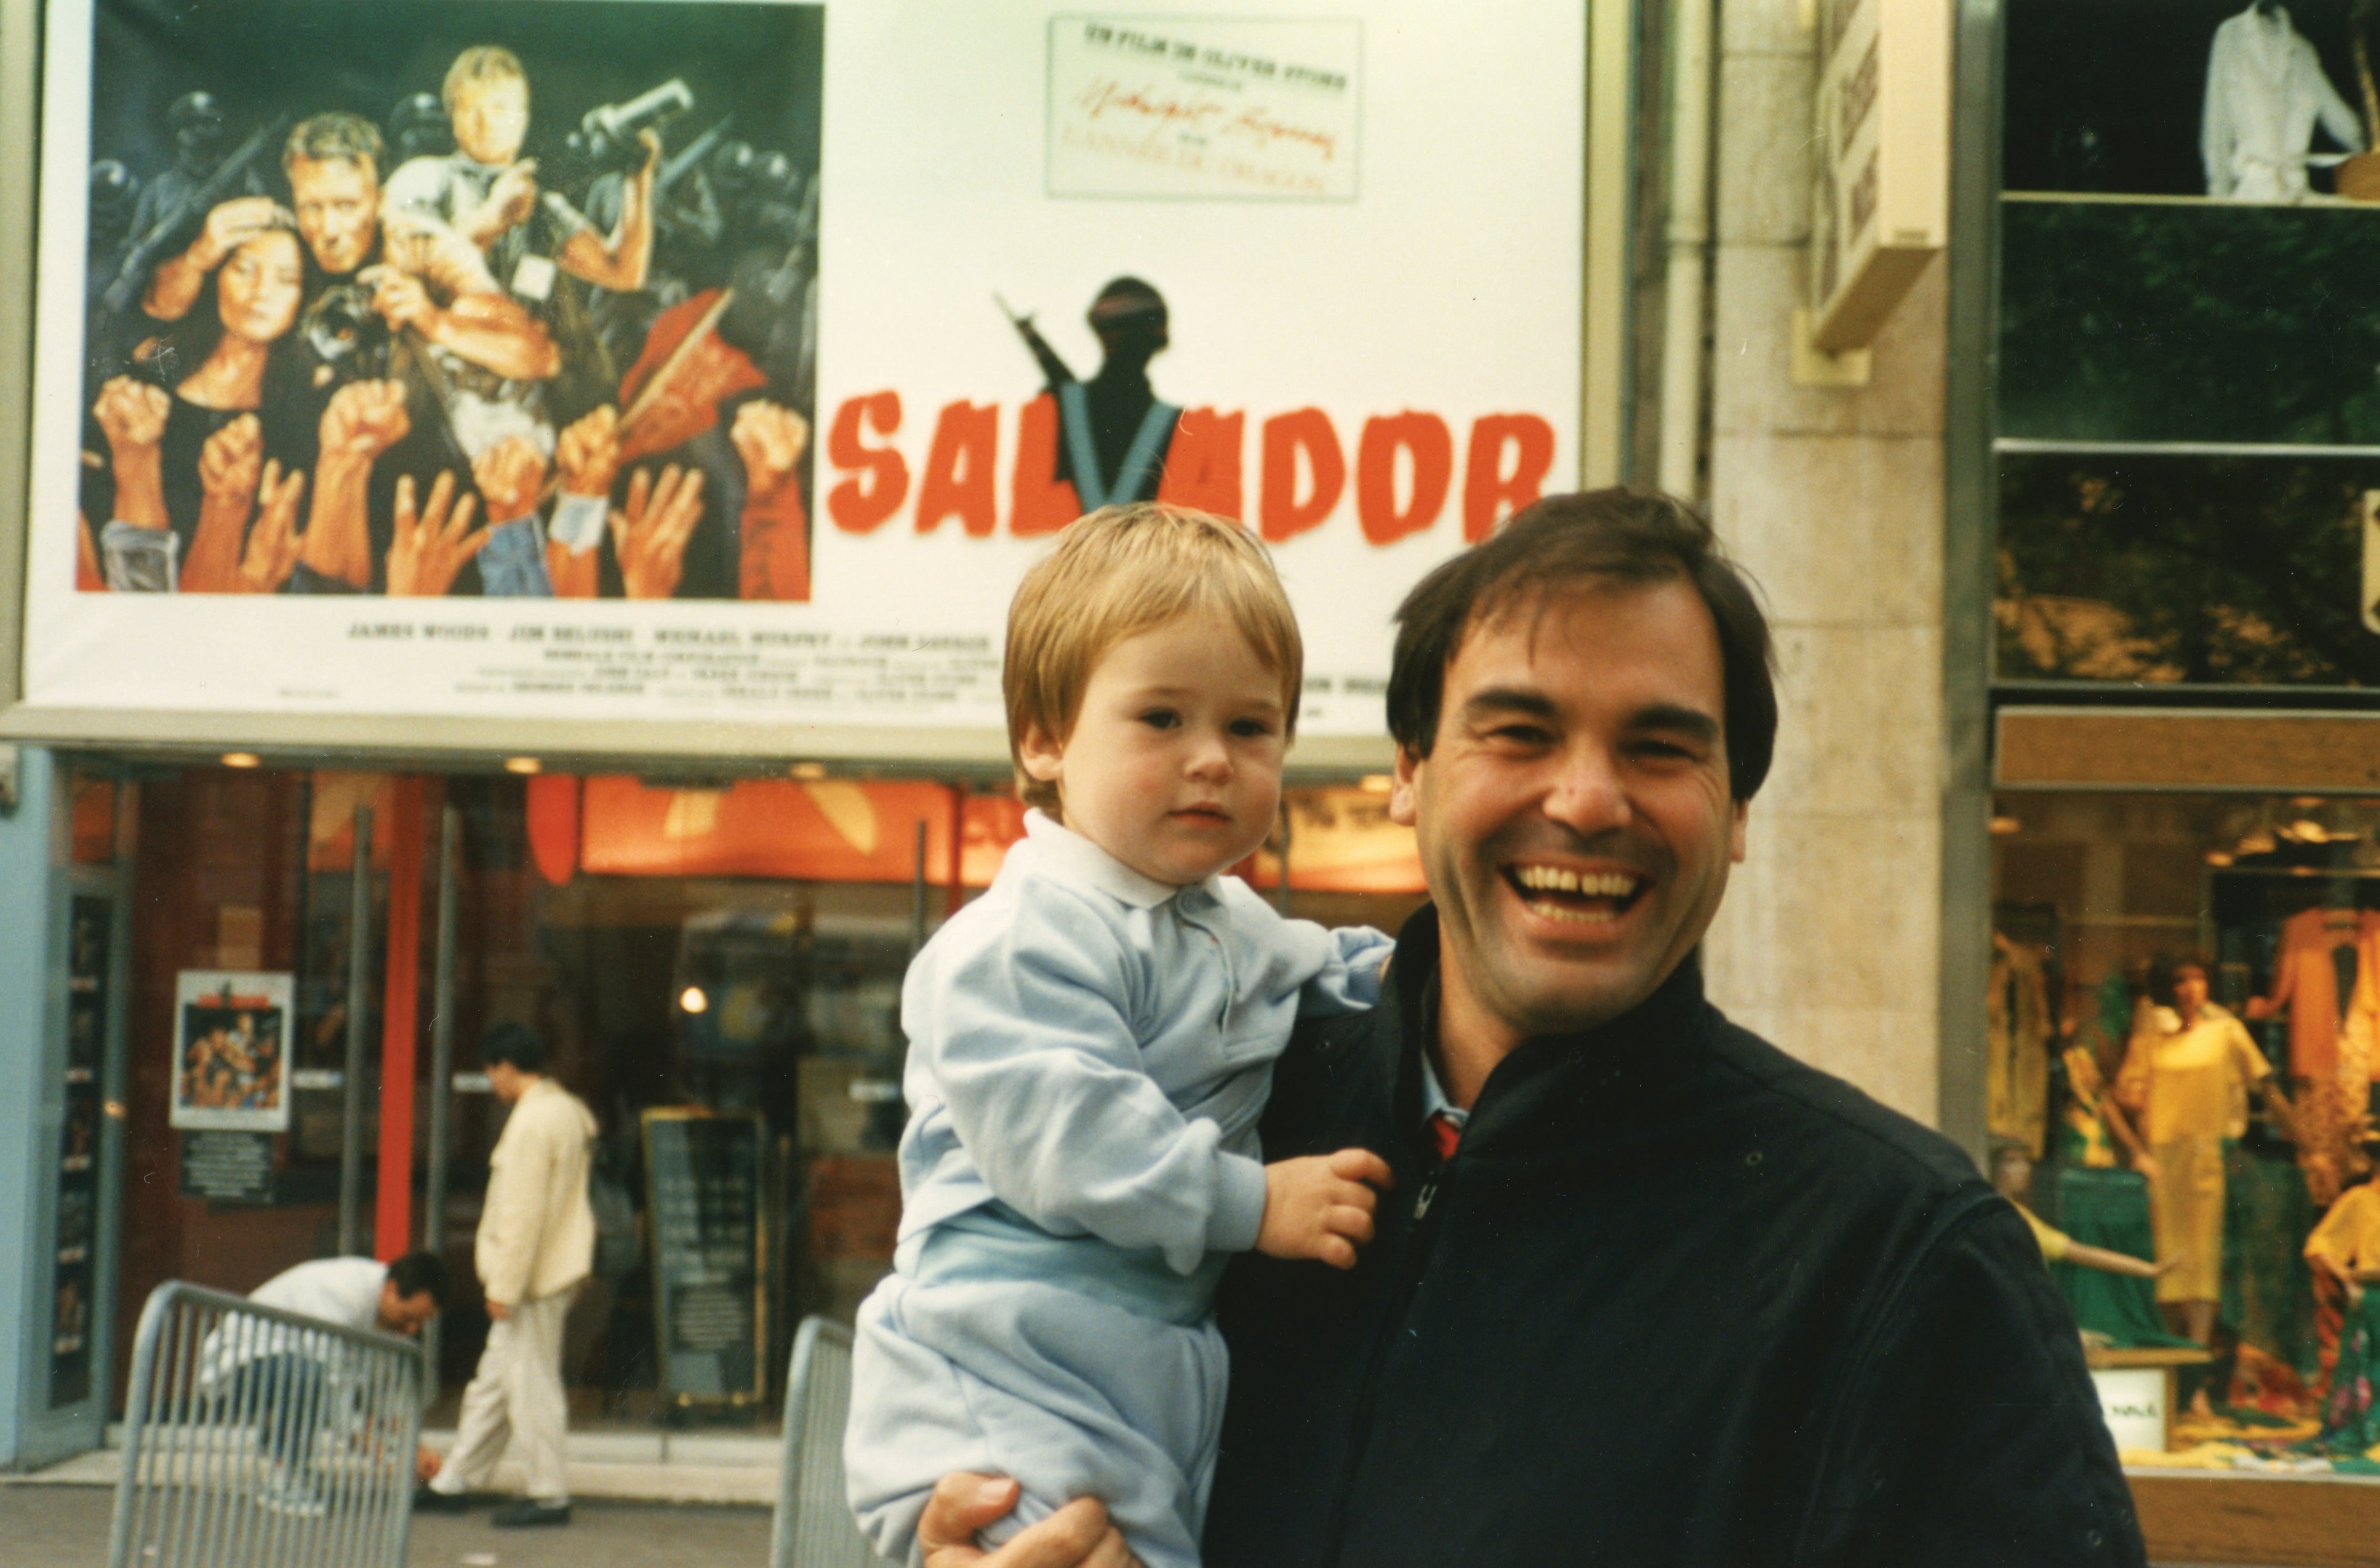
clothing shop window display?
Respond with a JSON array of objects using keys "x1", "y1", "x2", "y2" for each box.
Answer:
[
  {"x1": 2244, "y1": 895, "x2": 2380, "y2": 1207},
  {"x1": 1988, "y1": 929, "x2": 2058, "y2": 1159},
  {"x1": 2117, "y1": 956, "x2": 2305, "y2": 1354},
  {"x1": 2304, "y1": 1135, "x2": 2380, "y2": 1453},
  {"x1": 2201, "y1": 0, "x2": 2367, "y2": 201}
]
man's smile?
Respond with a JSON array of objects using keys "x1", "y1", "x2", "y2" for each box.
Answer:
[{"x1": 1503, "y1": 862, "x2": 1647, "y2": 925}]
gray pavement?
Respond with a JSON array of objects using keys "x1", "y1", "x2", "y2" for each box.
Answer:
[{"x1": 0, "y1": 1484, "x2": 774, "y2": 1567}]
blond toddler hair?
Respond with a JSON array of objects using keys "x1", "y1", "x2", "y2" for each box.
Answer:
[{"x1": 1004, "y1": 503, "x2": 1302, "y2": 818}]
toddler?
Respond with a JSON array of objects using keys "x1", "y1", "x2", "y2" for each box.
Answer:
[{"x1": 844, "y1": 503, "x2": 1393, "y2": 1568}]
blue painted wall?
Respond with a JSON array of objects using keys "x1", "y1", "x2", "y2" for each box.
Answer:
[{"x1": 0, "y1": 747, "x2": 60, "y2": 1468}]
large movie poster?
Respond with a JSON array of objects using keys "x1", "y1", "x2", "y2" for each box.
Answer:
[{"x1": 18, "y1": 0, "x2": 1585, "y2": 745}]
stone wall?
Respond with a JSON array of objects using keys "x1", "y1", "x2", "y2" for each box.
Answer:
[{"x1": 1696, "y1": 0, "x2": 1951, "y2": 1125}]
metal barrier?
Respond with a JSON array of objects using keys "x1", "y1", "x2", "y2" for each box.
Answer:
[
  {"x1": 770, "y1": 1315, "x2": 884, "y2": 1568},
  {"x1": 106, "y1": 1280, "x2": 425, "y2": 1568}
]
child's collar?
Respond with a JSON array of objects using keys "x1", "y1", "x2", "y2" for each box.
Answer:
[{"x1": 1021, "y1": 809, "x2": 1225, "y2": 910}]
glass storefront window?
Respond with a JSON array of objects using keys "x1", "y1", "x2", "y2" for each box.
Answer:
[
  {"x1": 111, "y1": 764, "x2": 1424, "y2": 1426},
  {"x1": 1989, "y1": 789, "x2": 2380, "y2": 1457}
]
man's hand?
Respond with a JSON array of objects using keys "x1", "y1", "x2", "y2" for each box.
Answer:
[
  {"x1": 238, "y1": 462, "x2": 307, "y2": 592},
  {"x1": 181, "y1": 416, "x2": 267, "y2": 592},
  {"x1": 610, "y1": 464, "x2": 704, "y2": 600},
  {"x1": 94, "y1": 375, "x2": 170, "y2": 458},
  {"x1": 1258, "y1": 1147, "x2": 1393, "y2": 1269},
  {"x1": 470, "y1": 435, "x2": 549, "y2": 524},
  {"x1": 416, "y1": 1445, "x2": 443, "y2": 1484},
  {"x1": 386, "y1": 472, "x2": 486, "y2": 598},
  {"x1": 556, "y1": 405, "x2": 623, "y2": 498},
  {"x1": 474, "y1": 160, "x2": 542, "y2": 244},
  {"x1": 301, "y1": 388, "x2": 399, "y2": 578},
  {"x1": 197, "y1": 413, "x2": 264, "y2": 507},
  {"x1": 318, "y1": 378, "x2": 412, "y2": 464},
  {"x1": 94, "y1": 376, "x2": 172, "y2": 531},
  {"x1": 187, "y1": 196, "x2": 290, "y2": 272},
  {"x1": 731, "y1": 400, "x2": 809, "y2": 498},
  {"x1": 76, "y1": 511, "x2": 105, "y2": 591},
  {"x1": 363, "y1": 266, "x2": 439, "y2": 337},
  {"x1": 917, "y1": 1473, "x2": 1137, "y2": 1568}
]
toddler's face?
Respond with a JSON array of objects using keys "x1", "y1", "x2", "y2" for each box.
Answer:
[{"x1": 1024, "y1": 610, "x2": 1288, "y2": 886}]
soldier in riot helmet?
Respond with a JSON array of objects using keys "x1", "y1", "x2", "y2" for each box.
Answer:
[
  {"x1": 124, "y1": 91, "x2": 268, "y2": 260},
  {"x1": 387, "y1": 93, "x2": 455, "y2": 165}
]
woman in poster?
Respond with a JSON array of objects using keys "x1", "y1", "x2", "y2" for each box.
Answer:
[{"x1": 89, "y1": 219, "x2": 316, "y2": 592}]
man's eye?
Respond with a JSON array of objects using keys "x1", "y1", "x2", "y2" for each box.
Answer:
[{"x1": 1488, "y1": 724, "x2": 1552, "y2": 747}]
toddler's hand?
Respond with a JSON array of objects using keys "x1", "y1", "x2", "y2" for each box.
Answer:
[{"x1": 1257, "y1": 1148, "x2": 1392, "y2": 1270}]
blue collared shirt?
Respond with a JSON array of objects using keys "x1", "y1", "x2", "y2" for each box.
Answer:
[{"x1": 895, "y1": 811, "x2": 1394, "y2": 1277}]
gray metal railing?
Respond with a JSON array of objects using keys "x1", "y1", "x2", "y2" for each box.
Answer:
[
  {"x1": 106, "y1": 1280, "x2": 424, "y2": 1568},
  {"x1": 770, "y1": 1315, "x2": 885, "y2": 1568}
]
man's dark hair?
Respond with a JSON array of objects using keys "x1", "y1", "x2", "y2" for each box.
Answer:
[
  {"x1": 1385, "y1": 488, "x2": 1779, "y2": 802},
  {"x1": 386, "y1": 1250, "x2": 452, "y2": 1309},
  {"x1": 283, "y1": 112, "x2": 384, "y2": 178},
  {"x1": 479, "y1": 1021, "x2": 546, "y2": 1074}
]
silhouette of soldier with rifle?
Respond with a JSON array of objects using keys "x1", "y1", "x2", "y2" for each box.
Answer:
[{"x1": 1001, "y1": 277, "x2": 1180, "y2": 509}]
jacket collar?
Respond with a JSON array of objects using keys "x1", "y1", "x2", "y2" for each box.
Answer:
[
  {"x1": 1391, "y1": 903, "x2": 1715, "y2": 1158},
  {"x1": 1019, "y1": 809, "x2": 1218, "y2": 909}
]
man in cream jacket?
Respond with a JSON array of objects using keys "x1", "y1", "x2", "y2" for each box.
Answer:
[{"x1": 419, "y1": 1023, "x2": 598, "y2": 1528}]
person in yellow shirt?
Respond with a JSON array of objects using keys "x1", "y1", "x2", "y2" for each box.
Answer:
[
  {"x1": 2305, "y1": 1132, "x2": 2380, "y2": 1453},
  {"x1": 2116, "y1": 957, "x2": 2300, "y2": 1346},
  {"x1": 416, "y1": 1024, "x2": 597, "y2": 1528}
]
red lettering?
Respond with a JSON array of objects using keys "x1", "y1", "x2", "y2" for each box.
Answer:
[
  {"x1": 1463, "y1": 414, "x2": 1556, "y2": 541},
  {"x1": 1259, "y1": 407, "x2": 1344, "y2": 543},
  {"x1": 826, "y1": 392, "x2": 908, "y2": 534},
  {"x1": 1010, "y1": 393, "x2": 1083, "y2": 536},
  {"x1": 916, "y1": 400, "x2": 1001, "y2": 536},
  {"x1": 1354, "y1": 413, "x2": 1453, "y2": 545},
  {"x1": 1155, "y1": 407, "x2": 1245, "y2": 522}
]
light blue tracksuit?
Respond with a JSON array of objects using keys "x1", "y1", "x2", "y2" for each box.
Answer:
[{"x1": 845, "y1": 811, "x2": 1391, "y2": 1568}]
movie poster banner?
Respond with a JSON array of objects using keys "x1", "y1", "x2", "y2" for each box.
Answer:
[
  {"x1": 170, "y1": 969, "x2": 292, "y2": 1133},
  {"x1": 16, "y1": 0, "x2": 1585, "y2": 749}
]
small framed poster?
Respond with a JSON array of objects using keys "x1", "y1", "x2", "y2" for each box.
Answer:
[{"x1": 170, "y1": 970, "x2": 292, "y2": 1133}]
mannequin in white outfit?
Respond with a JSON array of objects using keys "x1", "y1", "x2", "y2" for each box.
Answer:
[{"x1": 2202, "y1": 1, "x2": 2365, "y2": 201}]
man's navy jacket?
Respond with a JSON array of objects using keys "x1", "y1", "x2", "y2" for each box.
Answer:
[{"x1": 1204, "y1": 906, "x2": 2144, "y2": 1568}]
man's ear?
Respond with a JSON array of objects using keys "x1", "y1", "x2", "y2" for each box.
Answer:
[
  {"x1": 1018, "y1": 721, "x2": 1065, "y2": 785},
  {"x1": 1388, "y1": 745, "x2": 1423, "y2": 828},
  {"x1": 1729, "y1": 799, "x2": 1749, "y2": 865}
]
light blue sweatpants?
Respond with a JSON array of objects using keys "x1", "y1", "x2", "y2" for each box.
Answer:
[{"x1": 845, "y1": 1267, "x2": 1227, "y2": 1568}]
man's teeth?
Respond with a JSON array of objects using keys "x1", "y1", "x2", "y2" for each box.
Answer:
[{"x1": 1512, "y1": 865, "x2": 1639, "y2": 897}]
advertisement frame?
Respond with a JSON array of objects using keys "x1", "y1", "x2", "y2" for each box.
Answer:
[{"x1": 0, "y1": 0, "x2": 1631, "y2": 771}]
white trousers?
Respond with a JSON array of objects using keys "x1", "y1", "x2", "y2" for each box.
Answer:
[{"x1": 431, "y1": 1291, "x2": 573, "y2": 1503}]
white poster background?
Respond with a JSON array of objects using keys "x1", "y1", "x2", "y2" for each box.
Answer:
[
  {"x1": 20, "y1": 0, "x2": 1584, "y2": 746},
  {"x1": 1047, "y1": 15, "x2": 1363, "y2": 200}
]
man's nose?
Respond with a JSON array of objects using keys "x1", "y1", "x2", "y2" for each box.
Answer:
[{"x1": 1541, "y1": 744, "x2": 1629, "y2": 835}]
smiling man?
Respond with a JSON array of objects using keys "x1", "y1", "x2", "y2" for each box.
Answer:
[{"x1": 921, "y1": 491, "x2": 2142, "y2": 1568}]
